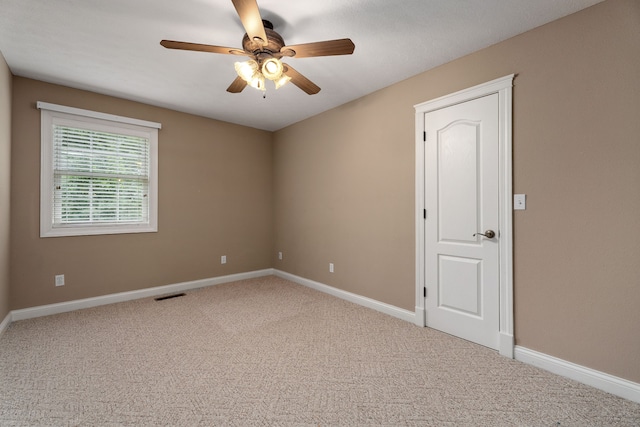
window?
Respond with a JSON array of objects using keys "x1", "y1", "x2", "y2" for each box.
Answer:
[{"x1": 39, "y1": 102, "x2": 160, "y2": 237}]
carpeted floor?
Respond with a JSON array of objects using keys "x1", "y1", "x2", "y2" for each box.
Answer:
[{"x1": 1, "y1": 275, "x2": 639, "y2": 426}]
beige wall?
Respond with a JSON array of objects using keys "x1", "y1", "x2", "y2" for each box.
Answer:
[
  {"x1": 0, "y1": 51, "x2": 11, "y2": 322},
  {"x1": 10, "y1": 77, "x2": 273, "y2": 309},
  {"x1": 274, "y1": 0, "x2": 640, "y2": 383}
]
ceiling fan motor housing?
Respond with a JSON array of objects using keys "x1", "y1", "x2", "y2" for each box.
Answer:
[{"x1": 242, "y1": 24, "x2": 287, "y2": 61}]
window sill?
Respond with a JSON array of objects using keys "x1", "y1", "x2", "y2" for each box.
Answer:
[{"x1": 40, "y1": 223, "x2": 158, "y2": 238}]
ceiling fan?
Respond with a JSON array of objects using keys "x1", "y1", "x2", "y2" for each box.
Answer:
[{"x1": 160, "y1": 0, "x2": 355, "y2": 95}]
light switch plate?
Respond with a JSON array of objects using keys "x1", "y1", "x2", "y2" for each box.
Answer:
[{"x1": 514, "y1": 194, "x2": 526, "y2": 210}]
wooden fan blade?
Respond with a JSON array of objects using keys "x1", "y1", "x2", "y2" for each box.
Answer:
[
  {"x1": 160, "y1": 40, "x2": 246, "y2": 55},
  {"x1": 281, "y1": 38, "x2": 355, "y2": 58},
  {"x1": 227, "y1": 76, "x2": 248, "y2": 93},
  {"x1": 231, "y1": 0, "x2": 268, "y2": 46},
  {"x1": 283, "y1": 64, "x2": 320, "y2": 95}
]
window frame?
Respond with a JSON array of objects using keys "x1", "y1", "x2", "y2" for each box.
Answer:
[{"x1": 38, "y1": 102, "x2": 160, "y2": 238}]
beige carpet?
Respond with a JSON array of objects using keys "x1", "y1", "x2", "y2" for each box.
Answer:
[{"x1": 1, "y1": 275, "x2": 639, "y2": 426}]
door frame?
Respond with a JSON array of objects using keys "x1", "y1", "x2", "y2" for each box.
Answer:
[{"x1": 414, "y1": 74, "x2": 515, "y2": 358}]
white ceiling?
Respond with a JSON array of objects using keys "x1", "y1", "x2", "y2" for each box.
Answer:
[{"x1": 0, "y1": 0, "x2": 603, "y2": 131}]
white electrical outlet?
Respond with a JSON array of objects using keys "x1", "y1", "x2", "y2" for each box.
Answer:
[
  {"x1": 221, "y1": 255, "x2": 227, "y2": 264},
  {"x1": 278, "y1": 252, "x2": 283, "y2": 260},
  {"x1": 55, "y1": 274, "x2": 65, "y2": 287},
  {"x1": 329, "y1": 263, "x2": 334, "y2": 273}
]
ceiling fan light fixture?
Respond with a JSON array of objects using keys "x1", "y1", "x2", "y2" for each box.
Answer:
[{"x1": 261, "y1": 57, "x2": 284, "y2": 80}]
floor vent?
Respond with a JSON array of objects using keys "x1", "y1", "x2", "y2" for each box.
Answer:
[{"x1": 154, "y1": 293, "x2": 186, "y2": 301}]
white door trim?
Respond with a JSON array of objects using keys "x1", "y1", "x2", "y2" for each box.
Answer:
[{"x1": 414, "y1": 74, "x2": 515, "y2": 358}]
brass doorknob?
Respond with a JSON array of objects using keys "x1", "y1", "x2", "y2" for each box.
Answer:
[{"x1": 474, "y1": 230, "x2": 496, "y2": 239}]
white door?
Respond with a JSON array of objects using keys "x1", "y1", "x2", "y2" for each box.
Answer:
[{"x1": 424, "y1": 93, "x2": 500, "y2": 349}]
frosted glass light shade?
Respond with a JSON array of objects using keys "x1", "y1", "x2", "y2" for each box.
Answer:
[
  {"x1": 248, "y1": 74, "x2": 265, "y2": 91},
  {"x1": 261, "y1": 58, "x2": 284, "y2": 80},
  {"x1": 274, "y1": 74, "x2": 291, "y2": 89},
  {"x1": 234, "y1": 60, "x2": 259, "y2": 82}
]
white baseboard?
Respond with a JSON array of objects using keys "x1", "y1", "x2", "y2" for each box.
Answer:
[
  {"x1": 273, "y1": 269, "x2": 416, "y2": 323},
  {"x1": 11, "y1": 269, "x2": 273, "y2": 322},
  {"x1": 515, "y1": 346, "x2": 640, "y2": 404},
  {"x1": 0, "y1": 311, "x2": 11, "y2": 337}
]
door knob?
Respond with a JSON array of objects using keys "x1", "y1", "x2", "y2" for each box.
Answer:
[{"x1": 474, "y1": 230, "x2": 496, "y2": 239}]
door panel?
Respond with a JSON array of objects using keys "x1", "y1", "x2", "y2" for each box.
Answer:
[
  {"x1": 424, "y1": 93, "x2": 499, "y2": 349},
  {"x1": 438, "y1": 121, "x2": 479, "y2": 243},
  {"x1": 438, "y1": 255, "x2": 481, "y2": 317}
]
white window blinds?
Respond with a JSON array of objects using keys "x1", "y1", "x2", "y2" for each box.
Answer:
[{"x1": 53, "y1": 125, "x2": 150, "y2": 225}]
